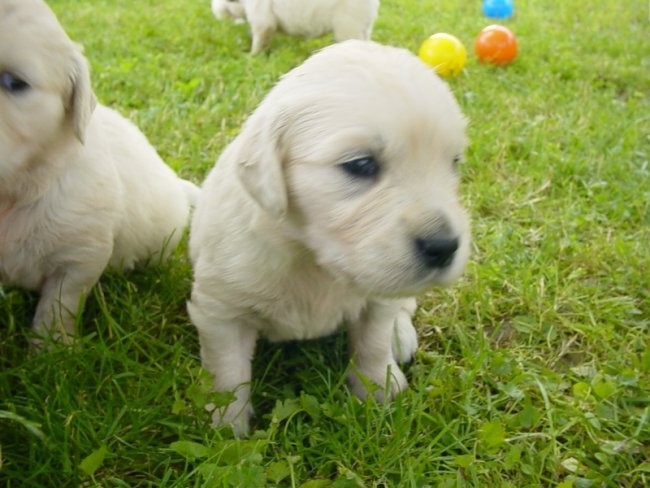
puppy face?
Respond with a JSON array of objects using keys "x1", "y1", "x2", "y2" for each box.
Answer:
[
  {"x1": 238, "y1": 41, "x2": 471, "y2": 296},
  {"x1": 0, "y1": 0, "x2": 95, "y2": 184}
]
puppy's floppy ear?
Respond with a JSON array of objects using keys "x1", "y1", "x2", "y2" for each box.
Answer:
[
  {"x1": 237, "y1": 112, "x2": 288, "y2": 219},
  {"x1": 67, "y1": 49, "x2": 97, "y2": 143}
]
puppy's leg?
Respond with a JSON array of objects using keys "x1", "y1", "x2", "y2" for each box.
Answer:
[
  {"x1": 188, "y1": 301, "x2": 257, "y2": 436},
  {"x1": 347, "y1": 299, "x2": 409, "y2": 401},
  {"x1": 249, "y1": 23, "x2": 275, "y2": 55},
  {"x1": 392, "y1": 297, "x2": 418, "y2": 364},
  {"x1": 31, "y1": 262, "x2": 107, "y2": 346},
  {"x1": 243, "y1": 2, "x2": 276, "y2": 54}
]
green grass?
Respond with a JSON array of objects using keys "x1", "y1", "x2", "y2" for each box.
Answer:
[{"x1": 1, "y1": 0, "x2": 649, "y2": 486}]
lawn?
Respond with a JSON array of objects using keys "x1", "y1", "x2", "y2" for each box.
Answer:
[{"x1": 1, "y1": 0, "x2": 648, "y2": 486}]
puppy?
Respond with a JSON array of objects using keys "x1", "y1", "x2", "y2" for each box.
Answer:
[
  {"x1": 0, "y1": 0, "x2": 198, "y2": 343},
  {"x1": 188, "y1": 40, "x2": 471, "y2": 436},
  {"x1": 211, "y1": 0, "x2": 379, "y2": 54}
]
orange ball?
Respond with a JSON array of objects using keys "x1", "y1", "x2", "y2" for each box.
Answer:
[{"x1": 474, "y1": 25, "x2": 518, "y2": 66}]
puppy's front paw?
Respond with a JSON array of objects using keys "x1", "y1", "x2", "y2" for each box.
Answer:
[
  {"x1": 30, "y1": 319, "x2": 75, "y2": 351},
  {"x1": 209, "y1": 398, "x2": 254, "y2": 437},
  {"x1": 392, "y1": 299, "x2": 418, "y2": 364},
  {"x1": 250, "y1": 26, "x2": 274, "y2": 55},
  {"x1": 348, "y1": 360, "x2": 408, "y2": 402}
]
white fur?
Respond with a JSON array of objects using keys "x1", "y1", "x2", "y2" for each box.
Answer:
[
  {"x1": 211, "y1": 0, "x2": 379, "y2": 54},
  {"x1": 0, "y1": 0, "x2": 198, "y2": 342},
  {"x1": 189, "y1": 40, "x2": 471, "y2": 436}
]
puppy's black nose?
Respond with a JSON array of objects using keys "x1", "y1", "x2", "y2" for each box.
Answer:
[{"x1": 415, "y1": 236, "x2": 459, "y2": 268}]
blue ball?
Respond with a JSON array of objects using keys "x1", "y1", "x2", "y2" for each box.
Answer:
[{"x1": 482, "y1": 0, "x2": 514, "y2": 19}]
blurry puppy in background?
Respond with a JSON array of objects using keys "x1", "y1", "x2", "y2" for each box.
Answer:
[
  {"x1": 211, "y1": 0, "x2": 379, "y2": 54},
  {"x1": 189, "y1": 40, "x2": 471, "y2": 436},
  {"x1": 0, "y1": 0, "x2": 198, "y2": 344}
]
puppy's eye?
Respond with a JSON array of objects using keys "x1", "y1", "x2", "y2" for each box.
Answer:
[
  {"x1": 452, "y1": 155, "x2": 462, "y2": 169},
  {"x1": 0, "y1": 72, "x2": 30, "y2": 93},
  {"x1": 340, "y1": 156, "x2": 380, "y2": 178}
]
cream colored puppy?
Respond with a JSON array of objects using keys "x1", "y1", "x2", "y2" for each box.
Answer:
[
  {"x1": 0, "y1": 0, "x2": 198, "y2": 342},
  {"x1": 189, "y1": 40, "x2": 470, "y2": 436},
  {"x1": 211, "y1": 0, "x2": 379, "y2": 54}
]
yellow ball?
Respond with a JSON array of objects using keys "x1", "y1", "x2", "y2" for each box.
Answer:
[{"x1": 418, "y1": 33, "x2": 467, "y2": 77}]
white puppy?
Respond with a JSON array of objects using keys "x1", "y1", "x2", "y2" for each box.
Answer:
[
  {"x1": 189, "y1": 40, "x2": 471, "y2": 436},
  {"x1": 211, "y1": 0, "x2": 379, "y2": 54},
  {"x1": 0, "y1": 0, "x2": 198, "y2": 342}
]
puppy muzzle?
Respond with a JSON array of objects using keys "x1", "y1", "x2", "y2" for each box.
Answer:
[{"x1": 415, "y1": 235, "x2": 459, "y2": 269}]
